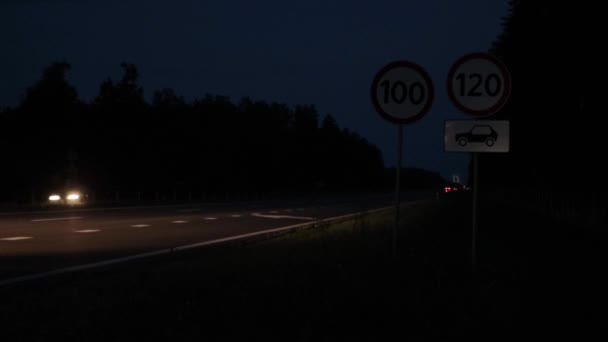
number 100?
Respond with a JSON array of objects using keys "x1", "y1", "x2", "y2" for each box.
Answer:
[{"x1": 380, "y1": 80, "x2": 425, "y2": 105}]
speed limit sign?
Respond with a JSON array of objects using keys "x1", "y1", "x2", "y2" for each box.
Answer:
[
  {"x1": 371, "y1": 61, "x2": 434, "y2": 125},
  {"x1": 370, "y1": 60, "x2": 434, "y2": 258},
  {"x1": 447, "y1": 53, "x2": 511, "y2": 116}
]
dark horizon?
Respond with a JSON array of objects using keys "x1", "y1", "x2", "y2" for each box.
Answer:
[
  {"x1": 0, "y1": 62, "x2": 452, "y2": 205},
  {"x1": 2, "y1": 1, "x2": 607, "y2": 340},
  {"x1": 0, "y1": 0, "x2": 510, "y2": 182}
]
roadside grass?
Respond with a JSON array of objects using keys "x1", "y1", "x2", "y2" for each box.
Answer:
[
  {"x1": 1, "y1": 200, "x2": 475, "y2": 341},
  {"x1": 3, "y1": 196, "x2": 601, "y2": 341}
]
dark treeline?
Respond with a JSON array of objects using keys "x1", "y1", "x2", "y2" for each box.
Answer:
[
  {"x1": 0, "y1": 62, "x2": 392, "y2": 203},
  {"x1": 482, "y1": 0, "x2": 604, "y2": 223}
]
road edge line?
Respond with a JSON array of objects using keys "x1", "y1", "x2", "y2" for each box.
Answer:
[{"x1": 0, "y1": 201, "x2": 427, "y2": 288}]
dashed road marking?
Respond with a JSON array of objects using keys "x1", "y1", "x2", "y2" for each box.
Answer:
[
  {"x1": 31, "y1": 216, "x2": 83, "y2": 222},
  {"x1": 204, "y1": 217, "x2": 217, "y2": 221},
  {"x1": 231, "y1": 215, "x2": 242, "y2": 218},
  {"x1": 252, "y1": 213, "x2": 314, "y2": 220},
  {"x1": 1, "y1": 236, "x2": 33, "y2": 241},
  {"x1": 75, "y1": 229, "x2": 100, "y2": 233},
  {"x1": 0, "y1": 205, "x2": 396, "y2": 287},
  {"x1": 131, "y1": 224, "x2": 150, "y2": 228},
  {"x1": 172, "y1": 220, "x2": 189, "y2": 224}
]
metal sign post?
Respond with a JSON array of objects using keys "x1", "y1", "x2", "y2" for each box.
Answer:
[
  {"x1": 446, "y1": 52, "x2": 512, "y2": 272},
  {"x1": 394, "y1": 124, "x2": 403, "y2": 257},
  {"x1": 471, "y1": 152, "x2": 478, "y2": 272},
  {"x1": 444, "y1": 120, "x2": 510, "y2": 271},
  {"x1": 371, "y1": 60, "x2": 434, "y2": 258}
]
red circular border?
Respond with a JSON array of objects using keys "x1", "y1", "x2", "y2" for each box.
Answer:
[
  {"x1": 370, "y1": 61, "x2": 434, "y2": 125},
  {"x1": 446, "y1": 52, "x2": 512, "y2": 117}
]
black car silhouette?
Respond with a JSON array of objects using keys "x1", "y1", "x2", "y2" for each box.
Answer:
[{"x1": 455, "y1": 125, "x2": 498, "y2": 147}]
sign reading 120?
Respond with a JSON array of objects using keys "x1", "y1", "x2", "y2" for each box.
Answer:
[
  {"x1": 447, "y1": 52, "x2": 511, "y2": 117},
  {"x1": 455, "y1": 72, "x2": 502, "y2": 97}
]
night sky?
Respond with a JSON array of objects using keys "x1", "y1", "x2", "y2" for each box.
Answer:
[{"x1": 1, "y1": 0, "x2": 508, "y2": 182}]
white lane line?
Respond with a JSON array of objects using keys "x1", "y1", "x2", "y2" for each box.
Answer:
[
  {"x1": 172, "y1": 220, "x2": 189, "y2": 224},
  {"x1": 251, "y1": 213, "x2": 314, "y2": 220},
  {"x1": 75, "y1": 229, "x2": 100, "y2": 233},
  {"x1": 177, "y1": 209, "x2": 200, "y2": 213},
  {"x1": 231, "y1": 214, "x2": 242, "y2": 218},
  {"x1": 204, "y1": 217, "x2": 217, "y2": 221},
  {"x1": 0, "y1": 201, "x2": 234, "y2": 216},
  {"x1": 131, "y1": 224, "x2": 150, "y2": 228},
  {"x1": 31, "y1": 216, "x2": 83, "y2": 222},
  {"x1": 1, "y1": 236, "x2": 33, "y2": 241},
  {"x1": 0, "y1": 205, "x2": 399, "y2": 287}
]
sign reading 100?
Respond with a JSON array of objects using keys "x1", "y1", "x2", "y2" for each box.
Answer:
[
  {"x1": 370, "y1": 61, "x2": 434, "y2": 125},
  {"x1": 379, "y1": 79, "x2": 426, "y2": 105}
]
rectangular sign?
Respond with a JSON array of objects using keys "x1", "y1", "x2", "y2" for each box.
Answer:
[{"x1": 445, "y1": 120, "x2": 509, "y2": 153}]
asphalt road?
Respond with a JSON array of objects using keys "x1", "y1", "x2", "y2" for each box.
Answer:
[{"x1": 0, "y1": 194, "x2": 416, "y2": 283}]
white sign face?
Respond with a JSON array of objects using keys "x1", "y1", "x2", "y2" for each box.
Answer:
[
  {"x1": 447, "y1": 53, "x2": 511, "y2": 116},
  {"x1": 445, "y1": 120, "x2": 509, "y2": 153},
  {"x1": 371, "y1": 61, "x2": 434, "y2": 124}
]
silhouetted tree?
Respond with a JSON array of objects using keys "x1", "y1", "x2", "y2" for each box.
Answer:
[
  {"x1": 88, "y1": 63, "x2": 150, "y2": 194},
  {"x1": 9, "y1": 62, "x2": 83, "y2": 200},
  {"x1": 20, "y1": 62, "x2": 78, "y2": 121},
  {"x1": 482, "y1": 0, "x2": 602, "y2": 193},
  {"x1": 3, "y1": 60, "x2": 397, "y2": 204}
]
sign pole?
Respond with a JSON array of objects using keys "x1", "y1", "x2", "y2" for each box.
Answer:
[
  {"x1": 445, "y1": 53, "x2": 512, "y2": 275},
  {"x1": 394, "y1": 124, "x2": 403, "y2": 258},
  {"x1": 370, "y1": 60, "x2": 434, "y2": 259},
  {"x1": 471, "y1": 152, "x2": 479, "y2": 273}
]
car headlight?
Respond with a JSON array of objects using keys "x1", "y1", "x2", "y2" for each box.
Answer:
[
  {"x1": 66, "y1": 193, "x2": 80, "y2": 201},
  {"x1": 49, "y1": 195, "x2": 61, "y2": 201}
]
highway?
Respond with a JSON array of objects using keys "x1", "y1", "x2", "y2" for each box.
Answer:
[{"x1": 0, "y1": 195, "x2": 409, "y2": 284}]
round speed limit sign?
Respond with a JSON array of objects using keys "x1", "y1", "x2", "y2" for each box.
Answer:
[
  {"x1": 447, "y1": 53, "x2": 511, "y2": 116},
  {"x1": 371, "y1": 61, "x2": 434, "y2": 125}
]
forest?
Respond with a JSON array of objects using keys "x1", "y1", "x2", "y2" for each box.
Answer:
[{"x1": 0, "y1": 62, "x2": 444, "y2": 205}]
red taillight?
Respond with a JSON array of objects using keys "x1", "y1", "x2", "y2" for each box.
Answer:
[{"x1": 444, "y1": 187, "x2": 451, "y2": 193}]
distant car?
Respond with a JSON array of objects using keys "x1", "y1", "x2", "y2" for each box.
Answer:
[
  {"x1": 455, "y1": 125, "x2": 498, "y2": 147},
  {"x1": 47, "y1": 191, "x2": 85, "y2": 206},
  {"x1": 443, "y1": 184, "x2": 463, "y2": 193}
]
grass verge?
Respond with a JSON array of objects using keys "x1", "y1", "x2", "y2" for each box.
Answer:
[{"x1": 2, "y1": 197, "x2": 603, "y2": 341}]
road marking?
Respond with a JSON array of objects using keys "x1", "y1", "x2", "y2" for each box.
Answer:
[
  {"x1": 204, "y1": 217, "x2": 217, "y2": 221},
  {"x1": 0, "y1": 201, "x2": 231, "y2": 216},
  {"x1": 131, "y1": 224, "x2": 150, "y2": 228},
  {"x1": 172, "y1": 220, "x2": 189, "y2": 224},
  {"x1": 0, "y1": 204, "x2": 404, "y2": 287},
  {"x1": 252, "y1": 213, "x2": 314, "y2": 220},
  {"x1": 75, "y1": 229, "x2": 100, "y2": 233},
  {"x1": 177, "y1": 209, "x2": 200, "y2": 213},
  {"x1": 31, "y1": 216, "x2": 83, "y2": 222},
  {"x1": 231, "y1": 214, "x2": 242, "y2": 218},
  {"x1": 1, "y1": 236, "x2": 33, "y2": 241}
]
